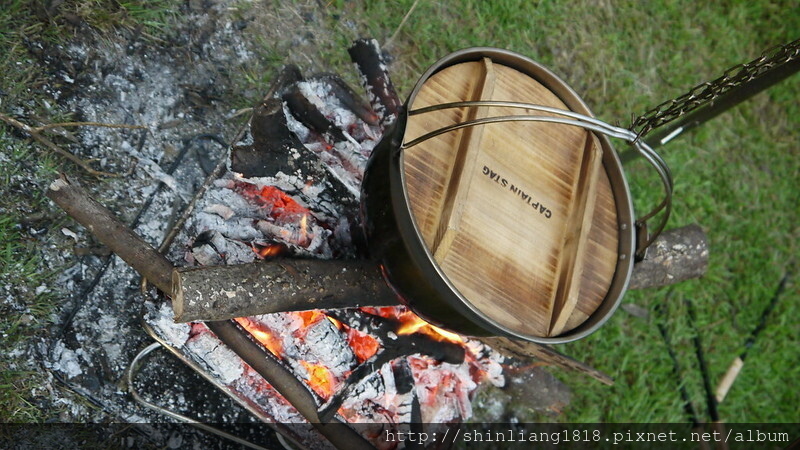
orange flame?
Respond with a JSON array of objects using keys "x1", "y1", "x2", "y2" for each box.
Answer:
[
  {"x1": 235, "y1": 318, "x2": 284, "y2": 358},
  {"x1": 300, "y1": 361, "x2": 335, "y2": 398},
  {"x1": 327, "y1": 316, "x2": 343, "y2": 329},
  {"x1": 363, "y1": 306, "x2": 465, "y2": 343},
  {"x1": 252, "y1": 243, "x2": 285, "y2": 259},
  {"x1": 346, "y1": 328, "x2": 380, "y2": 363}
]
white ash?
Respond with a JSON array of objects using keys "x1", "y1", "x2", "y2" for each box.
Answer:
[
  {"x1": 289, "y1": 318, "x2": 356, "y2": 378},
  {"x1": 464, "y1": 340, "x2": 506, "y2": 388},
  {"x1": 45, "y1": 340, "x2": 86, "y2": 380},
  {"x1": 297, "y1": 80, "x2": 380, "y2": 147},
  {"x1": 409, "y1": 356, "x2": 478, "y2": 423},
  {"x1": 143, "y1": 302, "x2": 191, "y2": 348},
  {"x1": 283, "y1": 110, "x2": 362, "y2": 198},
  {"x1": 203, "y1": 203, "x2": 235, "y2": 220},
  {"x1": 184, "y1": 331, "x2": 243, "y2": 385},
  {"x1": 256, "y1": 219, "x2": 331, "y2": 256}
]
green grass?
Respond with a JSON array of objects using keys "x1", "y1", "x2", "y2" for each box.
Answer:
[{"x1": 0, "y1": 133, "x2": 63, "y2": 422}]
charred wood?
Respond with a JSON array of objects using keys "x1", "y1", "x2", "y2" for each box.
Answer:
[
  {"x1": 231, "y1": 98, "x2": 308, "y2": 178},
  {"x1": 205, "y1": 320, "x2": 375, "y2": 449},
  {"x1": 309, "y1": 74, "x2": 380, "y2": 126},
  {"x1": 348, "y1": 38, "x2": 402, "y2": 123},
  {"x1": 282, "y1": 85, "x2": 348, "y2": 143},
  {"x1": 318, "y1": 311, "x2": 465, "y2": 422},
  {"x1": 265, "y1": 64, "x2": 304, "y2": 100},
  {"x1": 475, "y1": 336, "x2": 614, "y2": 386},
  {"x1": 231, "y1": 94, "x2": 358, "y2": 219}
]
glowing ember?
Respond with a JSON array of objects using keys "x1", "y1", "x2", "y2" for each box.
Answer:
[
  {"x1": 234, "y1": 181, "x2": 311, "y2": 223},
  {"x1": 235, "y1": 317, "x2": 284, "y2": 358},
  {"x1": 252, "y1": 242, "x2": 286, "y2": 259},
  {"x1": 299, "y1": 360, "x2": 335, "y2": 399},
  {"x1": 295, "y1": 310, "x2": 326, "y2": 329},
  {"x1": 345, "y1": 328, "x2": 380, "y2": 363}
]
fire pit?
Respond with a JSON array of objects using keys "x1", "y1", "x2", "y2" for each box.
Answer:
[
  {"x1": 44, "y1": 38, "x2": 708, "y2": 449},
  {"x1": 139, "y1": 39, "x2": 506, "y2": 447}
]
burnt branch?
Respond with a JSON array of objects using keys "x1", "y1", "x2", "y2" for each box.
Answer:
[
  {"x1": 317, "y1": 310, "x2": 466, "y2": 422},
  {"x1": 205, "y1": 320, "x2": 376, "y2": 449},
  {"x1": 475, "y1": 336, "x2": 614, "y2": 385},
  {"x1": 348, "y1": 38, "x2": 402, "y2": 123},
  {"x1": 1, "y1": 113, "x2": 122, "y2": 178},
  {"x1": 46, "y1": 175, "x2": 174, "y2": 293},
  {"x1": 231, "y1": 98, "x2": 308, "y2": 178}
]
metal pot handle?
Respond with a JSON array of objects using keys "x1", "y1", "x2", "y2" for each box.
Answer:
[{"x1": 401, "y1": 100, "x2": 673, "y2": 260}]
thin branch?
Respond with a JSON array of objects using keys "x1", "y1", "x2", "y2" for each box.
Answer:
[
  {"x1": 0, "y1": 112, "x2": 141, "y2": 178},
  {"x1": 33, "y1": 121, "x2": 146, "y2": 133},
  {"x1": 385, "y1": 0, "x2": 421, "y2": 48}
]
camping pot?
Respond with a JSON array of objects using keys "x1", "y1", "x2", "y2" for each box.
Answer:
[{"x1": 361, "y1": 48, "x2": 671, "y2": 344}]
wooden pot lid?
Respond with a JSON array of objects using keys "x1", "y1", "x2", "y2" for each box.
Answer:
[{"x1": 402, "y1": 57, "x2": 619, "y2": 337}]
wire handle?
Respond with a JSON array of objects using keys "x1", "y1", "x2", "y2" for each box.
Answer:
[{"x1": 403, "y1": 101, "x2": 673, "y2": 260}]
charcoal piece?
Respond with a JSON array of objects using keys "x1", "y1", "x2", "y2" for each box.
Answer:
[
  {"x1": 391, "y1": 359, "x2": 415, "y2": 395},
  {"x1": 267, "y1": 64, "x2": 304, "y2": 99},
  {"x1": 348, "y1": 38, "x2": 402, "y2": 123},
  {"x1": 282, "y1": 85, "x2": 348, "y2": 143},
  {"x1": 230, "y1": 98, "x2": 307, "y2": 178},
  {"x1": 310, "y1": 74, "x2": 380, "y2": 126},
  {"x1": 231, "y1": 94, "x2": 358, "y2": 222}
]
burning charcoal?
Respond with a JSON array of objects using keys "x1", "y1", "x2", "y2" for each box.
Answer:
[
  {"x1": 298, "y1": 315, "x2": 358, "y2": 379},
  {"x1": 348, "y1": 38, "x2": 402, "y2": 124}
]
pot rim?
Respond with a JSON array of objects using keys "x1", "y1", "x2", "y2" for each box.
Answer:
[{"x1": 392, "y1": 47, "x2": 636, "y2": 344}]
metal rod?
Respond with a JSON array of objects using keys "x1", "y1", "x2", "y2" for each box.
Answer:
[
  {"x1": 126, "y1": 342, "x2": 271, "y2": 450},
  {"x1": 715, "y1": 272, "x2": 791, "y2": 403},
  {"x1": 205, "y1": 320, "x2": 377, "y2": 450},
  {"x1": 654, "y1": 298, "x2": 701, "y2": 427},
  {"x1": 621, "y1": 45, "x2": 800, "y2": 162}
]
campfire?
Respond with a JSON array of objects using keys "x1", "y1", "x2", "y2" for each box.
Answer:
[
  {"x1": 46, "y1": 38, "x2": 708, "y2": 449},
  {"x1": 142, "y1": 39, "x2": 506, "y2": 447}
]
